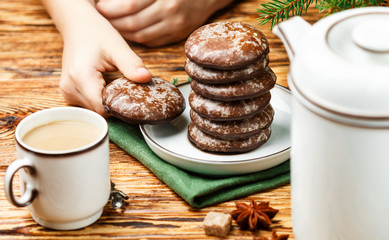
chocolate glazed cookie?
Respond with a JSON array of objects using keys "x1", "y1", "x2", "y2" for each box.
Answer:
[
  {"x1": 184, "y1": 55, "x2": 269, "y2": 84},
  {"x1": 190, "y1": 104, "x2": 274, "y2": 140},
  {"x1": 103, "y1": 77, "x2": 185, "y2": 124},
  {"x1": 188, "y1": 122, "x2": 272, "y2": 153},
  {"x1": 190, "y1": 67, "x2": 276, "y2": 101},
  {"x1": 189, "y1": 90, "x2": 271, "y2": 121},
  {"x1": 184, "y1": 22, "x2": 269, "y2": 70}
]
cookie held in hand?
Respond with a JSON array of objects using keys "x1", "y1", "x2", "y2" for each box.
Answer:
[{"x1": 103, "y1": 77, "x2": 185, "y2": 124}]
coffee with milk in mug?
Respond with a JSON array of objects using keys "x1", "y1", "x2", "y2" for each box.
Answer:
[{"x1": 22, "y1": 120, "x2": 102, "y2": 151}]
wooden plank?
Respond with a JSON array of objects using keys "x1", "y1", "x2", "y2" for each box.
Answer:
[{"x1": 0, "y1": 0, "x2": 328, "y2": 238}]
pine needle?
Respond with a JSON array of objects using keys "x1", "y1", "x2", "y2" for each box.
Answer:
[{"x1": 257, "y1": 0, "x2": 387, "y2": 29}]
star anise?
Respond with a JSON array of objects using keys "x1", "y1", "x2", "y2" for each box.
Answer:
[
  {"x1": 256, "y1": 231, "x2": 289, "y2": 240},
  {"x1": 230, "y1": 200, "x2": 279, "y2": 231}
]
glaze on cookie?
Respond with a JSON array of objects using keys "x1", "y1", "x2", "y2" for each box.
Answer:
[
  {"x1": 188, "y1": 122, "x2": 271, "y2": 153},
  {"x1": 184, "y1": 55, "x2": 269, "y2": 84},
  {"x1": 184, "y1": 22, "x2": 269, "y2": 70},
  {"x1": 190, "y1": 67, "x2": 276, "y2": 101},
  {"x1": 189, "y1": 90, "x2": 271, "y2": 121},
  {"x1": 190, "y1": 104, "x2": 274, "y2": 140},
  {"x1": 103, "y1": 77, "x2": 185, "y2": 124}
]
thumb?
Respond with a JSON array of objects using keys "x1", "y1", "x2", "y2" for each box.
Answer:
[{"x1": 111, "y1": 44, "x2": 152, "y2": 83}]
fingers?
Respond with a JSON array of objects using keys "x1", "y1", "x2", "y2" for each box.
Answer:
[
  {"x1": 97, "y1": 0, "x2": 235, "y2": 47},
  {"x1": 79, "y1": 70, "x2": 107, "y2": 115},
  {"x1": 107, "y1": 7, "x2": 161, "y2": 32},
  {"x1": 120, "y1": 18, "x2": 190, "y2": 47},
  {"x1": 96, "y1": 0, "x2": 155, "y2": 19},
  {"x1": 98, "y1": 0, "x2": 175, "y2": 38},
  {"x1": 60, "y1": 69, "x2": 108, "y2": 116},
  {"x1": 109, "y1": 43, "x2": 152, "y2": 83},
  {"x1": 60, "y1": 50, "x2": 151, "y2": 117},
  {"x1": 103, "y1": 0, "x2": 194, "y2": 46}
]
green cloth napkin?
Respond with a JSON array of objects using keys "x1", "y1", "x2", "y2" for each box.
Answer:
[{"x1": 108, "y1": 118, "x2": 290, "y2": 208}]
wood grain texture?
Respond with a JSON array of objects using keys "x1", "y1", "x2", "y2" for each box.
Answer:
[{"x1": 0, "y1": 0, "x2": 324, "y2": 239}]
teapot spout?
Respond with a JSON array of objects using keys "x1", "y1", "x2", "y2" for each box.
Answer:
[{"x1": 273, "y1": 17, "x2": 312, "y2": 61}]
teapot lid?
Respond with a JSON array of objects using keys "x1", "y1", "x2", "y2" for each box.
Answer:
[{"x1": 288, "y1": 7, "x2": 389, "y2": 119}]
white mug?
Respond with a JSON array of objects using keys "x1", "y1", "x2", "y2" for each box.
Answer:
[{"x1": 5, "y1": 107, "x2": 110, "y2": 230}]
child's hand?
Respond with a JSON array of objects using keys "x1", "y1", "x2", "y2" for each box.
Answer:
[
  {"x1": 44, "y1": 0, "x2": 152, "y2": 115},
  {"x1": 96, "y1": 0, "x2": 234, "y2": 47},
  {"x1": 60, "y1": 18, "x2": 151, "y2": 115}
]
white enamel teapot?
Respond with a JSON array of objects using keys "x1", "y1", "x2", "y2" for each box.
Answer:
[{"x1": 273, "y1": 7, "x2": 389, "y2": 240}]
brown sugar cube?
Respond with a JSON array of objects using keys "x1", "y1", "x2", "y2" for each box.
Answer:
[{"x1": 203, "y1": 212, "x2": 232, "y2": 237}]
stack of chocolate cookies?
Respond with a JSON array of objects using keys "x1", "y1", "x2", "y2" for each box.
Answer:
[{"x1": 184, "y1": 22, "x2": 276, "y2": 153}]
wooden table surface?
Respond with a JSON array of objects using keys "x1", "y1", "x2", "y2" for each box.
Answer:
[{"x1": 0, "y1": 1, "x2": 323, "y2": 239}]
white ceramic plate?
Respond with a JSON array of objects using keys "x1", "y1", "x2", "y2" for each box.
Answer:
[{"x1": 140, "y1": 83, "x2": 291, "y2": 176}]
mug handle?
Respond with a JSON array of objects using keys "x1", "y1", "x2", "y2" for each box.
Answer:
[{"x1": 4, "y1": 158, "x2": 37, "y2": 207}]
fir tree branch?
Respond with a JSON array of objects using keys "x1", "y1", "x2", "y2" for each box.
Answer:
[
  {"x1": 258, "y1": 0, "x2": 387, "y2": 29},
  {"x1": 257, "y1": 0, "x2": 314, "y2": 29}
]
